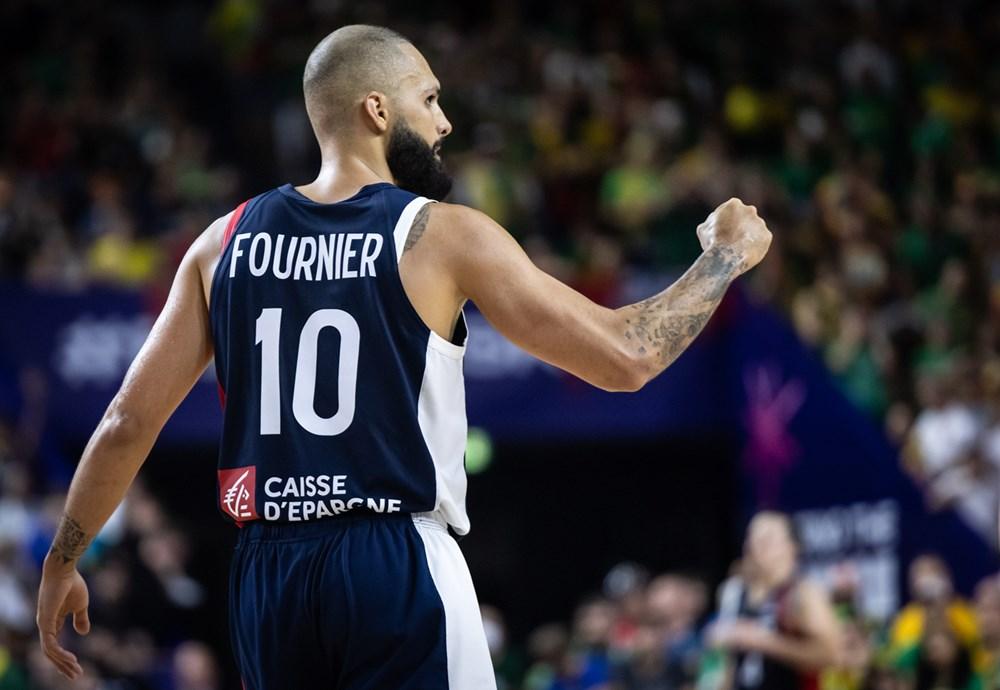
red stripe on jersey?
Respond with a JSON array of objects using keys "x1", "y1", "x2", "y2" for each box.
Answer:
[
  {"x1": 220, "y1": 200, "x2": 249, "y2": 252},
  {"x1": 216, "y1": 202, "x2": 245, "y2": 415}
]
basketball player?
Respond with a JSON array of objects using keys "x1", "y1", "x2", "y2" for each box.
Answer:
[
  {"x1": 709, "y1": 512, "x2": 842, "y2": 690},
  {"x1": 36, "y1": 25, "x2": 771, "y2": 689}
]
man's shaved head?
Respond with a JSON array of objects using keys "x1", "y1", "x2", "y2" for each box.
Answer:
[
  {"x1": 303, "y1": 25, "x2": 412, "y2": 137},
  {"x1": 301, "y1": 24, "x2": 454, "y2": 199}
]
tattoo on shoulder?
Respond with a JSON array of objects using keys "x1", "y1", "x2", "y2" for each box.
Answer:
[
  {"x1": 403, "y1": 204, "x2": 432, "y2": 254},
  {"x1": 51, "y1": 514, "x2": 91, "y2": 565}
]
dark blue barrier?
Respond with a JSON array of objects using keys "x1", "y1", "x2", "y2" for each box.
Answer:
[
  {"x1": 0, "y1": 283, "x2": 222, "y2": 444},
  {"x1": 720, "y1": 295, "x2": 998, "y2": 604}
]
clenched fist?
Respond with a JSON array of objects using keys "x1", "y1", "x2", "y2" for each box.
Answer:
[{"x1": 696, "y1": 198, "x2": 772, "y2": 275}]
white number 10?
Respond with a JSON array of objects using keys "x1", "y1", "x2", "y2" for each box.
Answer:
[{"x1": 254, "y1": 307, "x2": 360, "y2": 436}]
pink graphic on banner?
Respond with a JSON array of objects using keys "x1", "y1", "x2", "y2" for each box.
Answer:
[{"x1": 742, "y1": 364, "x2": 806, "y2": 507}]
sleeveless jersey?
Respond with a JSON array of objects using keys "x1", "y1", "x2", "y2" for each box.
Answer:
[
  {"x1": 727, "y1": 577, "x2": 819, "y2": 690},
  {"x1": 209, "y1": 182, "x2": 471, "y2": 534}
]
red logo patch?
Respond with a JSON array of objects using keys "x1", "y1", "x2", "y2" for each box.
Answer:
[{"x1": 218, "y1": 466, "x2": 258, "y2": 521}]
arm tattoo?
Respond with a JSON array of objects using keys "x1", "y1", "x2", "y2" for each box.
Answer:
[
  {"x1": 623, "y1": 246, "x2": 743, "y2": 370},
  {"x1": 402, "y1": 204, "x2": 431, "y2": 254},
  {"x1": 50, "y1": 514, "x2": 92, "y2": 566}
]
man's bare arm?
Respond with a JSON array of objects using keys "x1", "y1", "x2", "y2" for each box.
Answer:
[
  {"x1": 45, "y1": 226, "x2": 218, "y2": 570},
  {"x1": 37, "y1": 216, "x2": 223, "y2": 679},
  {"x1": 620, "y1": 243, "x2": 743, "y2": 372},
  {"x1": 420, "y1": 198, "x2": 770, "y2": 392}
]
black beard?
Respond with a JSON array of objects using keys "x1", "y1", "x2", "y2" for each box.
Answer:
[{"x1": 386, "y1": 120, "x2": 453, "y2": 201}]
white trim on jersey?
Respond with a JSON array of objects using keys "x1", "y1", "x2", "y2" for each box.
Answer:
[
  {"x1": 412, "y1": 516, "x2": 497, "y2": 690},
  {"x1": 393, "y1": 196, "x2": 433, "y2": 261},
  {"x1": 417, "y1": 335, "x2": 470, "y2": 534},
  {"x1": 394, "y1": 194, "x2": 471, "y2": 536}
]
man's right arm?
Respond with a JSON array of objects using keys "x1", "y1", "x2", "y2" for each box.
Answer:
[
  {"x1": 35, "y1": 215, "x2": 225, "y2": 680},
  {"x1": 423, "y1": 198, "x2": 771, "y2": 391}
]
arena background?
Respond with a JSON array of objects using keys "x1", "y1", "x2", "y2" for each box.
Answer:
[{"x1": 2, "y1": 0, "x2": 1000, "y2": 688}]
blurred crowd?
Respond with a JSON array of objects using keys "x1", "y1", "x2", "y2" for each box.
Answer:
[
  {"x1": 3, "y1": 0, "x2": 1000, "y2": 687},
  {"x1": 484, "y1": 512, "x2": 1000, "y2": 690},
  {"x1": 0, "y1": 469, "x2": 225, "y2": 689},
  {"x1": 3, "y1": 0, "x2": 1000, "y2": 532}
]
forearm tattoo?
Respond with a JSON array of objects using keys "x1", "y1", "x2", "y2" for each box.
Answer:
[
  {"x1": 623, "y1": 246, "x2": 743, "y2": 369},
  {"x1": 50, "y1": 514, "x2": 92, "y2": 566}
]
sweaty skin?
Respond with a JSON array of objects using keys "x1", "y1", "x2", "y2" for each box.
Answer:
[{"x1": 36, "y1": 39, "x2": 771, "y2": 680}]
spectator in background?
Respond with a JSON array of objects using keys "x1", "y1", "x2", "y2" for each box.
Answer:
[
  {"x1": 906, "y1": 620, "x2": 978, "y2": 690},
  {"x1": 645, "y1": 574, "x2": 707, "y2": 690},
  {"x1": 707, "y1": 512, "x2": 842, "y2": 690},
  {"x1": 904, "y1": 368, "x2": 1000, "y2": 547},
  {"x1": 172, "y1": 641, "x2": 221, "y2": 690},
  {"x1": 523, "y1": 597, "x2": 618, "y2": 690},
  {"x1": 523, "y1": 624, "x2": 572, "y2": 690},
  {"x1": 820, "y1": 564, "x2": 875, "y2": 690},
  {"x1": 820, "y1": 617, "x2": 874, "y2": 690},
  {"x1": 483, "y1": 604, "x2": 527, "y2": 690},
  {"x1": 605, "y1": 562, "x2": 652, "y2": 658},
  {"x1": 0, "y1": 538, "x2": 33, "y2": 690},
  {"x1": 972, "y1": 576, "x2": 1000, "y2": 689},
  {"x1": 610, "y1": 612, "x2": 675, "y2": 690},
  {"x1": 611, "y1": 573, "x2": 708, "y2": 690},
  {"x1": 553, "y1": 597, "x2": 616, "y2": 690},
  {"x1": 888, "y1": 555, "x2": 980, "y2": 673}
]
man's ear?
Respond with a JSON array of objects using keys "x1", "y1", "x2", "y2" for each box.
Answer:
[{"x1": 362, "y1": 92, "x2": 390, "y2": 134}]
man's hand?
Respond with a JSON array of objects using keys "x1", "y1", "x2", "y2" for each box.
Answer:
[
  {"x1": 697, "y1": 198, "x2": 772, "y2": 276},
  {"x1": 36, "y1": 563, "x2": 90, "y2": 680}
]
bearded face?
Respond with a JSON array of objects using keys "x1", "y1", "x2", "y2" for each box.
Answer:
[{"x1": 386, "y1": 117, "x2": 453, "y2": 201}]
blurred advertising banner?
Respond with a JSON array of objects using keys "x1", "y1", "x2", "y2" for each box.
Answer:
[
  {"x1": 794, "y1": 500, "x2": 900, "y2": 620},
  {"x1": 1, "y1": 281, "x2": 995, "y2": 600},
  {"x1": 723, "y1": 300, "x2": 998, "y2": 612},
  {"x1": 0, "y1": 280, "x2": 729, "y2": 445},
  {"x1": 0, "y1": 283, "x2": 222, "y2": 445},
  {"x1": 462, "y1": 306, "x2": 728, "y2": 439}
]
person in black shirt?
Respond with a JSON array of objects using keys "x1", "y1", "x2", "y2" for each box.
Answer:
[{"x1": 707, "y1": 512, "x2": 842, "y2": 690}]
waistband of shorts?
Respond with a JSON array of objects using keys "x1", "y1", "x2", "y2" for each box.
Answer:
[{"x1": 234, "y1": 511, "x2": 449, "y2": 545}]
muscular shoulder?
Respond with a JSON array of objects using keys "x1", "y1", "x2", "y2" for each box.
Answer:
[
  {"x1": 189, "y1": 213, "x2": 232, "y2": 266},
  {"x1": 405, "y1": 202, "x2": 485, "y2": 249},
  {"x1": 427, "y1": 201, "x2": 490, "y2": 226},
  {"x1": 187, "y1": 211, "x2": 235, "y2": 306},
  {"x1": 406, "y1": 202, "x2": 508, "y2": 264}
]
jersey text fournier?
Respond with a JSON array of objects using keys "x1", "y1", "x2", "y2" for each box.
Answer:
[{"x1": 228, "y1": 231, "x2": 384, "y2": 281}]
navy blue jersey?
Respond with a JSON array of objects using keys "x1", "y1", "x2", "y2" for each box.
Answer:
[{"x1": 209, "y1": 183, "x2": 471, "y2": 534}]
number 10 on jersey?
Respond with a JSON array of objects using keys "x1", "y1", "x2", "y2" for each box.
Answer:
[{"x1": 254, "y1": 307, "x2": 360, "y2": 436}]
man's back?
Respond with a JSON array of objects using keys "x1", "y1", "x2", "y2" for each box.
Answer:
[
  {"x1": 211, "y1": 182, "x2": 470, "y2": 533},
  {"x1": 205, "y1": 181, "x2": 495, "y2": 689}
]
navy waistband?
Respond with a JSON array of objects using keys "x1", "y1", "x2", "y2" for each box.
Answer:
[{"x1": 233, "y1": 512, "x2": 448, "y2": 546}]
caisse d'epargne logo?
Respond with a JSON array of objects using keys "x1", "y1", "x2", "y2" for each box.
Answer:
[{"x1": 218, "y1": 466, "x2": 258, "y2": 521}]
